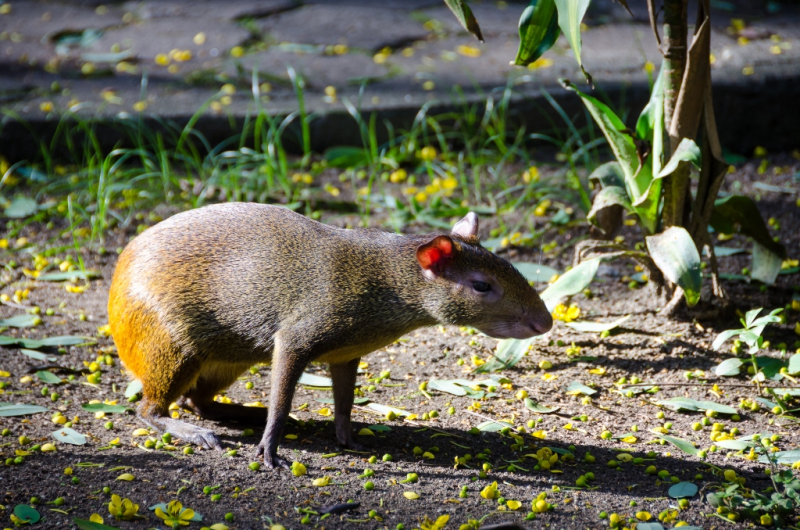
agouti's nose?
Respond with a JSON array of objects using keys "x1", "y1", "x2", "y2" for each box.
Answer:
[{"x1": 528, "y1": 312, "x2": 553, "y2": 335}]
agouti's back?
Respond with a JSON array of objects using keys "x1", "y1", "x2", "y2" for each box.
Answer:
[{"x1": 108, "y1": 202, "x2": 552, "y2": 468}]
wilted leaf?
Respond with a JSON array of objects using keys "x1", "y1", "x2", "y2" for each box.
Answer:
[
  {"x1": 5, "y1": 197, "x2": 39, "y2": 218},
  {"x1": 564, "y1": 315, "x2": 631, "y2": 333},
  {"x1": 711, "y1": 195, "x2": 786, "y2": 259},
  {"x1": 403, "y1": 491, "x2": 420, "y2": 500},
  {"x1": 427, "y1": 380, "x2": 467, "y2": 396},
  {"x1": 0, "y1": 403, "x2": 49, "y2": 417},
  {"x1": 751, "y1": 241, "x2": 782, "y2": 285},
  {"x1": 116, "y1": 473, "x2": 135, "y2": 481},
  {"x1": 565, "y1": 381, "x2": 597, "y2": 396},
  {"x1": 52, "y1": 427, "x2": 87, "y2": 445},
  {"x1": 443, "y1": 0, "x2": 483, "y2": 41},
  {"x1": 20, "y1": 349, "x2": 57, "y2": 362},
  {"x1": 524, "y1": 398, "x2": 560, "y2": 414},
  {"x1": 476, "y1": 420, "x2": 514, "y2": 432}
]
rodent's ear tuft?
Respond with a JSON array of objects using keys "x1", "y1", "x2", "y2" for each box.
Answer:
[
  {"x1": 416, "y1": 235, "x2": 456, "y2": 274},
  {"x1": 451, "y1": 212, "x2": 479, "y2": 242}
]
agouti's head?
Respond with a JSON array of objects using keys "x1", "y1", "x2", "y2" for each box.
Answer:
[{"x1": 416, "y1": 213, "x2": 553, "y2": 340}]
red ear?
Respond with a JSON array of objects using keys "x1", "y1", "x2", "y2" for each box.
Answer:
[{"x1": 416, "y1": 236, "x2": 455, "y2": 272}]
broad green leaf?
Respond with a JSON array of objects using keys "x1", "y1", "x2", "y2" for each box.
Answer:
[
  {"x1": 368, "y1": 424, "x2": 392, "y2": 432},
  {"x1": 711, "y1": 329, "x2": 741, "y2": 351},
  {"x1": 646, "y1": 226, "x2": 702, "y2": 307},
  {"x1": 81, "y1": 403, "x2": 131, "y2": 414},
  {"x1": 713, "y1": 246, "x2": 746, "y2": 257},
  {"x1": 630, "y1": 154, "x2": 659, "y2": 234},
  {"x1": 72, "y1": 518, "x2": 121, "y2": 530},
  {"x1": 635, "y1": 64, "x2": 666, "y2": 176},
  {"x1": 513, "y1": 0, "x2": 559, "y2": 66},
  {"x1": 36, "y1": 370, "x2": 63, "y2": 385},
  {"x1": 323, "y1": 147, "x2": 369, "y2": 168},
  {"x1": 21, "y1": 349, "x2": 57, "y2": 362},
  {"x1": 656, "y1": 434, "x2": 699, "y2": 456},
  {"x1": 754, "y1": 356, "x2": 784, "y2": 381},
  {"x1": 758, "y1": 450, "x2": 800, "y2": 465},
  {"x1": 5, "y1": 197, "x2": 38, "y2": 218},
  {"x1": 588, "y1": 162, "x2": 625, "y2": 189},
  {"x1": 714, "y1": 439, "x2": 753, "y2": 451},
  {"x1": 710, "y1": 195, "x2": 786, "y2": 259},
  {"x1": 13, "y1": 505, "x2": 41, "y2": 524},
  {"x1": 476, "y1": 420, "x2": 514, "y2": 432},
  {"x1": 714, "y1": 358, "x2": 743, "y2": 377},
  {"x1": 524, "y1": 398, "x2": 560, "y2": 413},
  {"x1": 787, "y1": 354, "x2": 800, "y2": 375},
  {"x1": 35, "y1": 270, "x2": 100, "y2": 282},
  {"x1": 655, "y1": 397, "x2": 736, "y2": 414},
  {"x1": 540, "y1": 257, "x2": 600, "y2": 311},
  {"x1": 565, "y1": 381, "x2": 597, "y2": 396},
  {"x1": 587, "y1": 186, "x2": 633, "y2": 228},
  {"x1": 0, "y1": 335, "x2": 92, "y2": 349},
  {"x1": 298, "y1": 373, "x2": 333, "y2": 387},
  {"x1": 0, "y1": 314, "x2": 42, "y2": 328},
  {"x1": 751, "y1": 241, "x2": 782, "y2": 285},
  {"x1": 655, "y1": 138, "x2": 701, "y2": 179},
  {"x1": 635, "y1": 524, "x2": 666, "y2": 530},
  {"x1": 512, "y1": 262, "x2": 560, "y2": 283},
  {"x1": 427, "y1": 380, "x2": 467, "y2": 396},
  {"x1": 564, "y1": 315, "x2": 631, "y2": 333},
  {"x1": 0, "y1": 403, "x2": 49, "y2": 416},
  {"x1": 442, "y1": 0, "x2": 484, "y2": 41},
  {"x1": 553, "y1": 0, "x2": 591, "y2": 81},
  {"x1": 474, "y1": 335, "x2": 539, "y2": 374},
  {"x1": 124, "y1": 380, "x2": 143, "y2": 398},
  {"x1": 367, "y1": 403, "x2": 410, "y2": 417},
  {"x1": 668, "y1": 482, "x2": 698, "y2": 499},
  {"x1": 52, "y1": 427, "x2": 87, "y2": 445}
]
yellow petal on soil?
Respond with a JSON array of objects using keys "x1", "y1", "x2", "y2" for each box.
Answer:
[
  {"x1": 132, "y1": 428, "x2": 150, "y2": 436},
  {"x1": 506, "y1": 500, "x2": 522, "y2": 510},
  {"x1": 531, "y1": 430, "x2": 546, "y2": 439},
  {"x1": 116, "y1": 473, "x2": 135, "y2": 481},
  {"x1": 0, "y1": 370, "x2": 10, "y2": 377},
  {"x1": 317, "y1": 408, "x2": 332, "y2": 417},
  {"x1": 312, "y1": 476, "x2": 330, "y2": 486},
  {"x1": 358, "y1": 428, "x2": 374, "y2": 436},
  {"x1": 41, "y1": 443, "x2": 57, "y2": 452},
  {"x1": 621, "y1": 435, "x2": 638, "y2": 443},
  {"x1": 90, "y1": 514, "x2": 104, "y2": 523},
  {"x1": 422, "y1": 452, "x2": 435, "y2": 459},
  {"x1": 636, "y1": 511, "x2": 653, "y2": 521},
  {"x1": 588, "y1": 367, "x2": 606, "y2": 375},
  {"x1": 403, "y1": 491, "x2": 420, "y2": 500},
  {"x1": 209, "y1": 525, "x2": 229, "y2": 530}
]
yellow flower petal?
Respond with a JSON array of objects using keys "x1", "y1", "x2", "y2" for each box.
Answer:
[
  {"x1": 403, "y1": 491, "x2": 420, "y2": 499},
  {"x1": 116, "y1": 473, "x2": 135, "y2": 481}
]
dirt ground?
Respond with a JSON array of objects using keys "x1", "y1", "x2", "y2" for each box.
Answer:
[{"x1": 1, "y1": 158, "x2": 799, "y2": 530}]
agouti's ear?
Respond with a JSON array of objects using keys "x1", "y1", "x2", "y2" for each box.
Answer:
[
  {"x1": 416, "y1": 235, "x2": 456, "y2": 277},
  {"x1": 451, "y1": 212, "x2": 478, "y2": 242}
]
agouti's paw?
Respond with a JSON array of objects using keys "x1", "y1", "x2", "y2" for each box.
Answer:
[
  {"x1": 256, "y1": 442, "x2": 291, "y2": 470},
  {"x1": 180, "y1": 426, "x2": 222, "y2": 450}
]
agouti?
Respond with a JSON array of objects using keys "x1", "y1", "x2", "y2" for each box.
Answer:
[{"x1": 108, "y1": 203, "x2": 552, "y2": 468}]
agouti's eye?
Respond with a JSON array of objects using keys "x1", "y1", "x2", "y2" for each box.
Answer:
[{"x1": 472, "y1": 281, "x2": 491, "y2": 293}]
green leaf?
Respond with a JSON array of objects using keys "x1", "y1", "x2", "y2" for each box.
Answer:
[
  {"x1": 646, "y1": 226, "x2": 702, "y2": 307},
  {"x1": 124, "y1": 380, "x2": 143, "y2": 398},
  {"x1": 476, "y1": 420, "x2": 514, "y2": 432},
  {"x1": 513, "y1": 0, "x2": 559, "y2": 66},
  {"x1": 655, "y1": 397, "x2": 736, "y2": 414},
  {"x1": 656, "y1": 434, "x2": 699, "y2": 456},
  {"x1": 758, "y1": 450, "x2": 800, "y2": 465},
  {"x1": 5, "y1": 197, "x2": 38, "y2": 218},
  {"x1": 35, "y1": 270, "x2": 100, "y2": 282},
  {"x1": 635, "y1": 64, "x2": 666, "y2": 175},
  {"x1": 427, "y1": 380, "x2": 467, "y2": 396},
  {"x1": 523, "y1": 398, "x2": 560, "y2": 414},
  {"x1": 712, "y1": 329, "x2": 742, "y2": 351},
  {"x1": 0, "y1": 314, "x2": 42, "y2": 328},
  {"x1": 565, "y1": 381, "x2": 597, "y2": 396},
  {"x1": 553, "y1": 0, "x2": 591, "y2": 81},
  {"x1": 20, "y1": 349, "x2": 57, "y2": 362},
  {"x1": 0, "y1": 335, "x2": 92, "y2": 349},
  {"x1": 474, "y1": 335, "x2": 539, "y2": 374},
  {"x1": 367, "y1": 424, "x2": 392, "y2": 432},
  {"x1": 714, "y1": 439, "x2": 753, "y2": 451},
  {"x1": 714, "y1": 358, "x2": 743, "y2": 377},
  {"x1": 635, "y1": 524, "x2": 665, "y2": 530},
  {"x1": 298, "y1": 373, "x2": 333, "y2": 388},
  {"x1": 52, "y1": 427, "x2": 87, "y2": 445},
  {"x1": 317, "y1": 397, "x2": 370, "y2": 405},
  {"x1": 787, "y1": 354, "x2": 800, "y2": 375},
  {"x1": 710, "y1": 195, "x2": 786, "y2": 259},
  {"x1": 81, "y1": 403, "x2": 131, "y2": 414},
  {"x1": 36, "y1": 370, "x2": 63, "y2": 385},
  {"x1": 564, "y1": 315, "x2": 631, "y2": 333},
  {"x1": 323, "y1": 147, "x2": 369, "y2": 168},
  {"x1": 655, "y1": 138, "x2": 701, "y2": 179},
  {"x1": 0, "y1": 403, "x2": 49, "y2": 416},
  {"x1": 588, "y1": 162, "x2": 625, "y2": 189},
  {"x1": 713, "y1": 246, "x2": 747, "y2": 257},
  {"x1": 539, "y1": 257, "x2": 600, "y2": 310},
  {"x1": 366, "y1": 403, "x2": 410, "y2": 417},
  {"x1": 668, "y1": 481, "x2": 698, "y2": 499},
  {"x1": 442, "y1": 0, "x2": 484, "y2": 41},
  {"x1": 72, "y1": 518, "x2": 121, "y2": 530},
  {"x1": 512, "y1": 262, "x2": 560, "y2": 283},
  {"x1": 751, "y1": 241, "x2": 783, "y2": 285},
  {"x1": 13, "y1": 504, "x2": 41, "y2": 524}
]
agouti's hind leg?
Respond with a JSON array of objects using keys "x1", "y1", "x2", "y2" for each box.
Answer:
[
  {"x1": 137, "y1": 356, "x2": 223, "y2": 450},
  {"x1": 330, "y1": 358, "x2": 366, "y2": 451},
  {"x1": 179, "y1": 365, "x2": 268, "y2": 425}
]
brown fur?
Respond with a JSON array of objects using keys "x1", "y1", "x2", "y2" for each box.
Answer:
[{"x1": 108, "y1": 203, "x2": 551, "y2": 468}]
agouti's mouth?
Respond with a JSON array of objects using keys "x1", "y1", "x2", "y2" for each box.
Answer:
[{"x1": 476, "y1": 315, "x2": 552, "y2": 340}]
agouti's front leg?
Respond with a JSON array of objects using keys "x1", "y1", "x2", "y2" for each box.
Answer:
[
  {"x1": 330, "y1": 358, "x2": 365, "y2": 451},
  {"x1": 256, "y1": 341, "x2": 307, "y2": 470}
]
